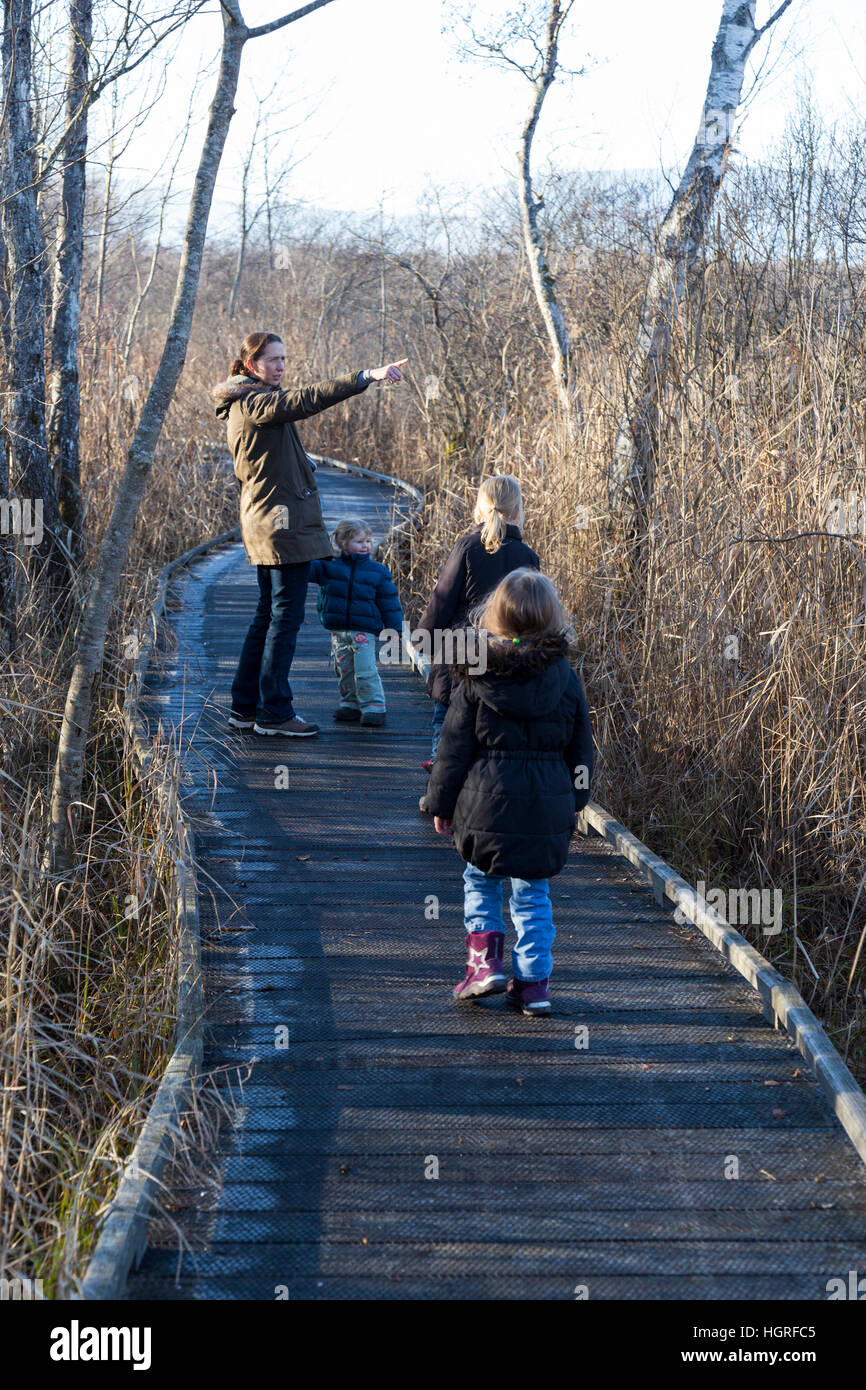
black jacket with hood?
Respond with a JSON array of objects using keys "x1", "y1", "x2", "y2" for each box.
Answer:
[
  {"x1": 415, "y1": 524, "x2": 540, "y2": 704},
  {"x1": 425, "y1": 631, "x2": 594, "y2": 880}
]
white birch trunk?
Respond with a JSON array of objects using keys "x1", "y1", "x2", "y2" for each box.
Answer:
[
  {"x1": 47, "y1": 0, "x2": 92, "y2": 554},
  {"x1": 1, "y1": 0, "x2": 63, "y2": 586},
  {"x1": 516, "y1": 0, "x2": 572, "y2": 417},
  {"x1": 608, "y1": 0, "x2": 793, "y2": 522}
]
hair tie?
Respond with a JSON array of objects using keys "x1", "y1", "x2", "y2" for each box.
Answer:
[{"x1": 512, "y1": 637, "x2": 520, "y2": 644}]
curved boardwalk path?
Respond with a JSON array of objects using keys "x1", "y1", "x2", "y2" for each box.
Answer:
[{"x1": 126, "y1": 465, "x2": 866, "y2": 1300}]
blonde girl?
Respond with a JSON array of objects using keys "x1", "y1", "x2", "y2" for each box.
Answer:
[{"x1": 416, "y1": 476, "x2": 539, "y2": 804}]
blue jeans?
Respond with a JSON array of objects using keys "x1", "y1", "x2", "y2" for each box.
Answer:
[
  {"x1": 462, "y1": 862, "x2": 555, "y2": 981},
  {"x1": 430, "y1": 698, "x2": 449, "y2": 759},
  {"x1": 231, "y1": 562, "x2": 311, "y2": 723}
]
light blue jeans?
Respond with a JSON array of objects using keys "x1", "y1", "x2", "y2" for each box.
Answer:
[{"x1": 462, "y1": 862, "x2": 555, "y2": 982}]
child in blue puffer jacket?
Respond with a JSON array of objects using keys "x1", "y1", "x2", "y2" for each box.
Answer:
[{"x1": 308, "y1": 519, "x2": 403, "y2": 726}]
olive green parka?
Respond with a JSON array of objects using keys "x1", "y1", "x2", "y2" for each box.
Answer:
[{"x1": 212, "y1": 372, "x2": 370, "y2": 565}]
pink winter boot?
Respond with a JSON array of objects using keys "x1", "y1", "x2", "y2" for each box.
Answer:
[{"x1": 453, "y1": 931, "x2": 507, "y2": 1001}]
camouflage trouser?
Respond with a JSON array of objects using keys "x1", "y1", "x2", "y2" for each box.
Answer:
[{"x1": 330, "y1": 630, "x2": 386, "y2": 713}]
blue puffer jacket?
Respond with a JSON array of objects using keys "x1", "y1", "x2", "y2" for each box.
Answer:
[{"x1": 308, "y1": 552, "x2": 403, "y2": 635}]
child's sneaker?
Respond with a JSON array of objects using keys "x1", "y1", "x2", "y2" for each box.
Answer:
[
  {"x1": 360, "y1": 710, "x2": 386, "y2": 726},
  {"x1": 453, "y1": 931, "x2": 507, "y2": 1001},
  {"x1": 333, "y1": 706, "x2": 361, "y2": 722},
  {"x1": 506, "y1": 977, "x2": 551, "y2": 1016}
]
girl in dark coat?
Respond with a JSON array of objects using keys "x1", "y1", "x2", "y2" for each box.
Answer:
[
  {"x1": 415, "y1": 475, "x2": 539, "y2": 779},
  {"x1": 425, "y1": 569, "x2": 594, "y2": 1016}
]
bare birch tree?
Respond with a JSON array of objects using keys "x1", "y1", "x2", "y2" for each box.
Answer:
[
  {"x1": 608, "y1": 0, "x2": 795, "y2": 529},
  {"x1": 459, "y1": 1, "x2": 578, "y2": 417},
  {"x1": 47, "y1": 0, "x2": 92, "y2": 553},
  {"x1": 0, "y1": 0, "x2": 211, "y2": 630},
  {"x1": 1, "y1": 0, "x2": 65, "y2": 593},
  {"x1": 46, "y1": 0, "x2": 339, "y2": 871}
]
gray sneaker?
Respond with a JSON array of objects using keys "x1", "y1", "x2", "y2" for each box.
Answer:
[
  {"x1": 228, "y1": 709, "x2": 255, "y2": 730},
  {"x1": 254, "y1": 715, "x2": 319, "y2": 737}
]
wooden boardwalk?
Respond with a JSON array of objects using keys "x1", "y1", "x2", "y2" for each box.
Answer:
[{"x1": 126, "y1": 466, "x2": 866, "y2": 1300}]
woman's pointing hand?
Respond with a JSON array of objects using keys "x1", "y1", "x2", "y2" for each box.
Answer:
[{"x1": 369, "y1": 358, "x2": 408, "y2": 383}]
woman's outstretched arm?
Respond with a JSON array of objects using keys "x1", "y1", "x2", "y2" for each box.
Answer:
[{"x1": 241, "y1": 359, "x2": 409, "y2": 426}]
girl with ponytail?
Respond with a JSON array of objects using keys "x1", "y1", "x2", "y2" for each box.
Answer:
[{"x1": 416, "y1": 474, "x2": 539, "y2": 807}]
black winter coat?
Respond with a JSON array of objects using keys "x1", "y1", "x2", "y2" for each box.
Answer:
[
  {"x1": 425, "y1": 633, "x2": 594, "y2": 880},
  {"x1": 416, "y1": 524, "x2": 540, "y2": 704}
]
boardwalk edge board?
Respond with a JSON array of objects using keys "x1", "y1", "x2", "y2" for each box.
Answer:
[
  {"x1": 78, "y1": 525, "x2": 242, "y2": 1300},
  {"x1": 573, "y1": 803, "x2": 866, "y2": 1171}
]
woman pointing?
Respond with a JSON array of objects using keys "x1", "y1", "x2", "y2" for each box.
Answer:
[{"x1": 213, "y1": 332, "x2": 407, "y2": 736}]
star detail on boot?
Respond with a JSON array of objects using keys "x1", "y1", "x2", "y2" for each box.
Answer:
[{"x1": 468, "y1": 942, "x2": 491, "y2": 968}]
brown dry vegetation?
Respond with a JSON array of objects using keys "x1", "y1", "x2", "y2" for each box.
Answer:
[{"x1": 3, "y1": 103, "x2": 866, "y2": 1289}]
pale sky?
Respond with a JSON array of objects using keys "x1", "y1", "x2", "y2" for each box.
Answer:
[{"x1": 105, "y1": 0, "x2": 865, "y2": 234}]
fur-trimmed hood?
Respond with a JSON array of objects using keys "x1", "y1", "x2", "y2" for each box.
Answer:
[
  {"x1": 456, "y1": 629, "x2": 568, "y2": 679},
  {"x1": 212, "y1": 374, "x2": 269, "y2": 417},
  {"x1": 456, "y1": 629, "x2": 572, "y2": 721}
]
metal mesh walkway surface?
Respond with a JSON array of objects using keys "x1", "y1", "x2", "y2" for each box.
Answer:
[{"x1": 126, "y1": 466, "x2": 866, "y2": 1300}]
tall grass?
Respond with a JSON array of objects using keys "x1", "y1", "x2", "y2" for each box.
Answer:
[{"x1": 0, "y1": 345, "x2": 238, "y2": 1293}]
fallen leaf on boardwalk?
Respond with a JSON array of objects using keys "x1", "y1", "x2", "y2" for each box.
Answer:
[
  {"x1": 758, "y1": 1169, "x2": 777, "y2": 1181},
  {"x1": 771, "y1": 1107, "x2": 787, "y2": 1118},
  {"x1": 296, "y1": 854, "x2": 310, "y2": 861},
  {"x1": 792, "y1": 1068, "x2": 803, "y2": 1077},
  {"x1": 763, "y1": 1079, "x2": 780, "y2": 1086},
  {"x1": 641, "y1": 1064, "x2": 652, "y2": 1071}
]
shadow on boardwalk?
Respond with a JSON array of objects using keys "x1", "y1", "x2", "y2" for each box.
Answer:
[{"x1": 126, "y1": 466, "x2": 866, "y2": 1300}]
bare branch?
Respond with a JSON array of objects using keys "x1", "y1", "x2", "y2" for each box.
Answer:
[{"x1": 247, "y1": 0, "x2": 338, "y2": 41}]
